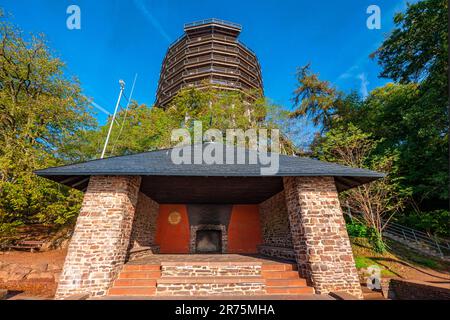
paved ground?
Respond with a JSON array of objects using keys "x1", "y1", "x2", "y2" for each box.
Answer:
[
  {"x1": 0, "y1": 249, "x2": 66, "y2": 298},
  {"x1": 0, "y1": 249, "x2": 67, "y2": 265},
  {"x1": 128, "y1": 254, "x2": 295, "y2": 265}
]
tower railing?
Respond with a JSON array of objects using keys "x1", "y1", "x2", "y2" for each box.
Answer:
[{"x1": 184, "y1": 18, "x2": 242, "y2": 30}]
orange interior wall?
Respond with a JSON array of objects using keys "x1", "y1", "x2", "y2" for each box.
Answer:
[
  {"x1": 155, "y1": 204, "x2": 262, "y2": 254},
  {"x1": 155, "y1": 204, "x2": 190, "y2": 253},
  {"x1": 227, "y1": 205, "x2": 262, "y2": 254}
]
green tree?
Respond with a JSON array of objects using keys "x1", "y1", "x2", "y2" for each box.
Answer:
[
  {"x1": 371, "y1": 0, "x2": 449, "y2": 206},
  {"x1": 296, "y1": 0, "x2": 449, "y2": 209},
  {"x1": 313, "y1": 124, "x2": 411, "y2": 252},
  {"x1": 372, "y1": 0, "x2": 447, "y2": 86},
  {"x1": 0, "y1": 12, "x2": 94, "y2": 232},
  {"x1": 166, "y1": 85, "x2": 297, "y2": 154},
  {"x1": 358, "y1": 83, "x2": 448, "y2": 204},
  {"x1": 290, "y1": 64, "x2": 345, "y2": 131},
  {"x1": 77, "y1": 85, "x2": 298, "y2": 160},
  {"x1": 73, "y1": 102, "x2": 178, "y2": 159},
  {"x1": 167, "y1": 84, "x2": 267, "y2": 132}
]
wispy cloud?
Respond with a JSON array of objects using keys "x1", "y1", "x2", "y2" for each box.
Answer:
[
  {"x1": 357, "y1": 73, "x2": 369, "y2": 98},
  {"x1": 337, "y1": 63, "x2": 370, "y2": 98},
  {"x1": 338, "y1": 64, "x2": 359, "y2": 80},
  {"x1": 133, "y1": 0, "x2": 171, "y2": 43}
]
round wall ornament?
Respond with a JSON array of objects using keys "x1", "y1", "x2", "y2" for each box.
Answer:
[{"x1": 168, "y1": 211, "x2": 181, "y2": 225}]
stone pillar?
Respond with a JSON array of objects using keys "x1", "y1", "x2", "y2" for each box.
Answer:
[
  {"x1": 55, "y1": 175, "x2": 141, "y2": 299},
  {"x1": 127, "y1": 192, "x2": 160, "y2": 259},
  {"x1": 283, "y1": 176, "x2": 363, "y2": 298}
]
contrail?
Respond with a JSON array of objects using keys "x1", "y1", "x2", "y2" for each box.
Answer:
[
  {"x1": 133, "y1": 0, "x2": 172, "y2": 43},
  {"x1": 91, "y1": 101, "x2": 110, "y2": 115}
]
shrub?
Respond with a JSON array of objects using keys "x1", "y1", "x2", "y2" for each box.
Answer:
[
  {"x1": 347, "y1": 221, "x2": 387, "y2": 253},
  {"x1": 367, "y1": 228, "x2": 387, "y2": 253},
  {"x1": 346, "y1": 221, "x2": 368, "y2": 238},
  {"x1": 0, "y1": 220, "x2": 23, "y2": 237}
]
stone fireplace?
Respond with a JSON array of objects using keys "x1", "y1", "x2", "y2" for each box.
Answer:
[
  {"x1": 190, "y1": 224, "x2": 227, "y2": 253},
  {"x1": 196, "y1": 230, "x2": 222, "y2": 253}
]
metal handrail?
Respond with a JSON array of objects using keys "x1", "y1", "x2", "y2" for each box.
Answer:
[
  {"x1": 184, "y1": 18, "x2": 242, "y2": 30},
  {"x1": 237, "y1": 40, "x2": 257, "y2": 56},
  {"x1": 387, "y1": 221, "x2": 450, "y2": 244},
  {"x1": 168, "y1": 34, "x2": 186, "y2": 50},
  {"x1": 385, "y1": 226, "x2": 450, "y2": 251},
  {"x1": 347, "y1": 210, "x2": 449, "y2": 259},
  {"x1": 384, "y1": 225, "x2": 439, "y2": 246},
  {"x1": 382, "y1": 221, "x2": 450, "y2": 258}
]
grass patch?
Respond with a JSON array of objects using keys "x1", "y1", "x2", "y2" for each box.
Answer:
[
  {"x1": 384, "y1": 239, "x2": 448, "y2": 271},
  {"x1": 354, "y1": 256, "x2": 374, "y2": 269},
  {"x1": 354, "y1": 256, "x2": 396, "y2": 277},
  {"x1": 350, "y1": 236, "x2": 450, "y2": 281}
]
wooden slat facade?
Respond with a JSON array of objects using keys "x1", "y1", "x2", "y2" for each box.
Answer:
[{"x1": 155, "y1": 19, "x2": 263, "y2": 107}]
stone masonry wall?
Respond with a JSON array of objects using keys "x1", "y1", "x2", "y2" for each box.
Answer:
[
  {"x1": 161, "y1": 263, "x2": 261, "y2": 277},
  {"x1": 257, "y1": 245, "x2": 296, "y2": 261},
  {"x1": 55, "y1": 175, "x2": 141, "y2": 299},
  {"x1": 129, "y1": 192, "x2": 159, "y2": 248},
  {"x1": 259, "y1": 191, "x2": 293, "y2": 248},
  {"x1": 156, "y1": 282, "x2": 265, "y2": 296},
  {"x1": 283, "y1": 176, "x2": 363, "y2": 298},
  {"x1": 386, "y1": 279, "x2": 450, "y2": 300}
]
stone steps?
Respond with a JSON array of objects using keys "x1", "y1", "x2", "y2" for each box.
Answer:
[
  {"x1": 158, "y1": 276, "x2": 265, "y2": 284},
  {"x1": 113, "y1": 279, "x2": 157, "y2": 287},
  {"x1": 266, "y1": 286, "x2": 314, "y2": 294},
  {"x1": 261, "y1": 262, "x2": 314, "y2": 295},
  {"x1": 266, "y1": 278, "x2": 307, "y2": 286},
  {"x1": 157, "y1": 261, "x2": 265, "y2": 296},
  {"x1": 156, "y1": 276, "x2": 266, "y2": 296},
  {"x1": 109, "y1": 286, "x2": 156, "y2": 296},
  {"x1": 109, "y1": 260, "x2": 314, "y2": 297},
  {"x1": 122, "y1": 264, "x2": 161, "y2": 271},
  {"x1": 118, "y1": 270, "x2": 161, "y2": 279},
  {"x1": 261, "y1": 263, "x2": 297, "y2": 271},
  {"x1": 109, "y1": 264, "x2": 160, "y2": 297},
  {"x1": 361, "y1": 285, "x2": 385, "y2": 300},
  {"x1": 261, "y1": 270, "x2": 300, "y2": 279}
]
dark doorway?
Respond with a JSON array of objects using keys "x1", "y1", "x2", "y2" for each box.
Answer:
[{"x1": 196, "y1": 230, "x2": 222, "y2": 253}]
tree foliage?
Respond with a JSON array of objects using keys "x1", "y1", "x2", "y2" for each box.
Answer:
[
  {"x1": 82, "y1": 85, "x2": 298, "y2": 159},
  {"x1": 290, "y1": 64, "x2": 343, "y2": 131},
  {"x1": 292, "y1": 0, "x2": 448, "y2": 217},
  {"x1": 1, "y1": 0, "x2": 448, "y2": 241},
  {"x1": 70, "y1": 102, "x2": 177, "y2": 160},
  {"x1": 372, "y1": 0, "x2": 448, "y2": 86},
  {"x1": 0, "y1": 12, "x2": 94, "y2": 232},
  {"x1": 370, "y1": 0, "x2": 448, "y2": 205},
  {"x1": 359, "y1": 83, "x2": 448, "y2": 203},
  {"x1": 314, "y1": 124, "x2": 411, "y2": 251}
]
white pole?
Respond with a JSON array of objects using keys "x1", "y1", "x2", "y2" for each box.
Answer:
[
  {"x1": 101, "y1": 80, "x2": 125, "y2": 159},
  {"x1": 110, "y1": 73, "x2": 138, "y2": 154}
]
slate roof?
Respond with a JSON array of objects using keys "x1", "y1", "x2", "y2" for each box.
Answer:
[{"x1": 35, "y1": 143, "x2": 384, "y2": 193}]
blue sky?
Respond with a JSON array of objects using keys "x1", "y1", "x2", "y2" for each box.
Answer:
[{"x1": 2, "y1": 0, "x2": 412, "y2": 127}]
